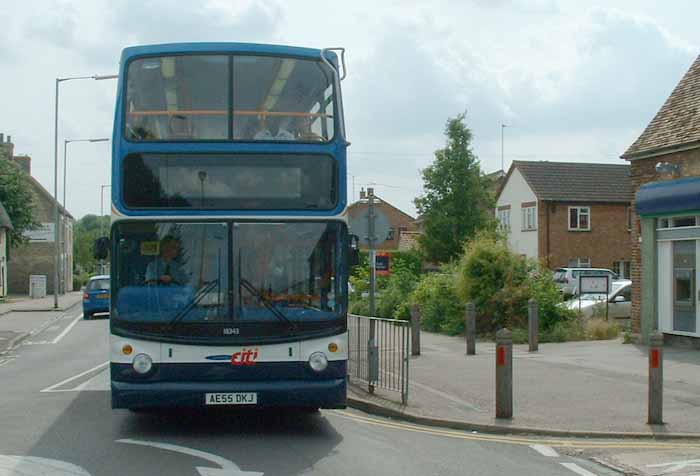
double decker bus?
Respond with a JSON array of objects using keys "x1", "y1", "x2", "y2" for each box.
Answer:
[{"x1": 107, "y1": 43, "x2": 353, "y2": 410}]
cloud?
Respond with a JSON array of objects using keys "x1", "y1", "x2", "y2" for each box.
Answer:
[
  {"x1": 23, "y1": 1, "x2": 79, "y2": 50},
  {"x1": 504, "y1": 8, "x2": 695, "y2": 134}
]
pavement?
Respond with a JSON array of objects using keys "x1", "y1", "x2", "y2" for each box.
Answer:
[
  {"x1": 0, "y1": 308, "x2": 637, "y2": 476},
  {"x1": 0, "y1": 292, "x2": 83, "y2": 355},
  {"x1": 348, "y1": 330, "x2": 700, "y2": 439}
]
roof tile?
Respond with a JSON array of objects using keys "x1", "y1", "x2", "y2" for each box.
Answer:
[{"x1": 513, "y1": 161, "x2": 632, "y2": 203}]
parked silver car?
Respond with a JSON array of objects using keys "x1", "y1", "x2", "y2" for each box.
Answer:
[{"x1": 565, "y1": 280, "x2": 632, "y2": 319}]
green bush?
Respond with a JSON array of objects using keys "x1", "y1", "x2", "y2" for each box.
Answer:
[
  {"x1": 410, "y1": 269, "x2": 463, "y2": 335},
  {"x1": 349, "y1": 298, "x2": 370, "y2": 316},
  {"x1": 456, "y1": 231, "x2": 574, "y2": 333},
  {"x1": 349, "y1": 250, "x2": 422, "y2": 319},
  {"x1": 541, "y1": 318, "x2": 586, "y2": 342}
]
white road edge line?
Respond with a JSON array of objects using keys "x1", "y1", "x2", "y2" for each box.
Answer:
[
  {"x1": 529, "y1": 444, "x2": 559, "y2": 457},
  {"x1": 50, "y1": 314, "x2": 83, "y2": 344},
  {"x1": 561, "y1": 462, "x2": 599, "y2": 476},
  {"x1": 40, "y1": 361, "x2": 109, "y2": 393}
]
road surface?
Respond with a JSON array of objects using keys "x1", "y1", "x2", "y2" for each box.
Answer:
[{"x1": 0, "y1": 305, "x2": 695, "y2": 476}]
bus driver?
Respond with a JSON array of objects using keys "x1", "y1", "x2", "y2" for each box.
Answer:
[{"x1": 145, "y1": 235, "x2": 190, "y2": 285}]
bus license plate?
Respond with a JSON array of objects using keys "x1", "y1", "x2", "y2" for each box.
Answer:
[{"x1": 205, "y1": 392, "x2": 257, "y2": 405}]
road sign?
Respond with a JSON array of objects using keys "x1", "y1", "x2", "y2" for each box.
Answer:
[{"x1": 578, "y1": 275, "x2": 610, "y2": 294}]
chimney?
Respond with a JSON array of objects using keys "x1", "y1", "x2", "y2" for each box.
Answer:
[
  {"x1": 359, "y1": 187, "x2": 366, "y2": 200},
  {"x1": 13, "y1": 155, "x2": 31, "y2": 175},
  {"x1": 0, "y1": 133, "x2": 13, "y2": 162}
]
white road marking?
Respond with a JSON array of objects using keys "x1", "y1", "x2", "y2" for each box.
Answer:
[
  {"x1": 0, "y1": 455, "x2": 91, "y2": 476},
  {"x1": 117, "y1": 439, "x2": 263, "y2": 475},
  {"x1": 50, "y1": 314, "x2": 83, "y2": 344},
  {"x1": 0, "y1": 357, "x2": 15, "y2": 368},
  {"x1": 561, "y1": 462, "x2": 599, "y2": 476},
  {"x1": 40, "y1": 361, "x2": 109, "y2": 392},
  {"x1": 22, "y1": 340, "x2": 50, "y2": 346},
  {"x1": 529, "y1": 444, "x2": 559, "y2": 457},
  {"x1": 648, "y1": 459, "x2": 700, "y2": 472}
]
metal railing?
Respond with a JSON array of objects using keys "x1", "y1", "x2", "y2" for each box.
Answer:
[{"x1": 348, "y1": 314, "x2": 410, "y2": 404}]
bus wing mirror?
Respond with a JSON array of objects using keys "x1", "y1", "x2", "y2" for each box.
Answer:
[
  {"x1": 349, "y1": 234, "x2": 360, "y2": 266},
  {"x1": 93, "y1": 237, "x2": 110, "y2": 260}
]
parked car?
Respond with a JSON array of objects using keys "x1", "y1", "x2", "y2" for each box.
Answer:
[
  {"x1": 83, "y1": 275, "x2": 110, "y2": 319},
  {"x1": 564, "y1": 280, "x2": 632, "y2": 319},
  {"x1": 553, "y1": 267, "x2": 618, "y2": 296}
]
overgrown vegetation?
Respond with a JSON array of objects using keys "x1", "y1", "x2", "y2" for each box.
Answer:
[
  {"x1": 348, "y1": 250, "x2": 422, "y2": 319},
  {"x1": 73, "y1": 214, "x2": 110, "y2": 276},
  {"x1": 409, "y1": 267, "x2": 463, "y2": 335},
  {"x1": 455, "y1": 231, "x2": 574, "y2": 333}
]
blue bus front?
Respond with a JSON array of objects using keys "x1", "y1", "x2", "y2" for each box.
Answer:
[{"x1": 109, "y1": 43, "x2": 350, "y2": 410}]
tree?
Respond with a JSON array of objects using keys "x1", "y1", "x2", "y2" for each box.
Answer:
[
  {"x1": 414, "y1": 114, "x2": 495, "y2": 263},
  {"x1": 73, "y1": 214, "x2": 111, "y2": 274},
  {"x1": 0, "y1": 159, "x2": 39, "y2": 246}
]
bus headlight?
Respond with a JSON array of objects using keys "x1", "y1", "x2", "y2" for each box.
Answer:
[
  {"x1": 132, "y1": 353, "x2": 153, "y2": 374},
  {"x1": 308, "y1": 352, "x2": 328, "y2": 372}
]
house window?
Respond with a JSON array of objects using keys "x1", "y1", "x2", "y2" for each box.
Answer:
[
  {"x1": 568, "y1": 257, "x2": 591, "y2": 268},
  {"x1": 569, "y1": 206, "x2": 590, "y2": 231},
  {"x1": 497, "y1": 209, "x2": 511, "y2": 231},
  {"x1": 386, "y1": 228, "x2": 395, "y2": 240},
  {"x1": 656, "y1": 215, "x2": 700, "y2": 229},
  {"x1": 521, "y1": 206, "x2": 537, "y2": 231},
  {"x1": 613, "y1": 260, "x2": 631, "y2": 279},
  {"x1": 672, "y1": 216, "x2": 697, "y2": 227}
]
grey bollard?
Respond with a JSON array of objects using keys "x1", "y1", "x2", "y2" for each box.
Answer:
[
  {"x1": 528, "y1": 298, "x2": 539, "y2": 352},
  {"x1": 465, "y1": 302, "x2": 476, "y2": 355},
  {"x1": 410, "y1": 305, "x2": 421, "y2": 356},
  {"x1": 648, "y1": 332, "x2": 664, "y2": 425},
  {"x1": 495, "y1": 328, "x2": 513, "y2": 419}
]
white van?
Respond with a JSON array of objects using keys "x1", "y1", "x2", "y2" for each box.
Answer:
[{"x1": 553, "y1": 267, "x2": 618, "y2": 296}]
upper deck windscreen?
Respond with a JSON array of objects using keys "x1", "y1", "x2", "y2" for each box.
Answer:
[{"x1": 125, "y1": 54, "x2": 335, "y2": 142}]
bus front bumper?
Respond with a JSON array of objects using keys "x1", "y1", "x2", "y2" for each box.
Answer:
[{"x1": 111, "y1": 378, "x2": 347, "y2": 410}]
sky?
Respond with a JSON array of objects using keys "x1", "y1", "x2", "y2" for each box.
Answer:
[{"x1": 1, "y1": 0, "x2": 699, "y2": 220}]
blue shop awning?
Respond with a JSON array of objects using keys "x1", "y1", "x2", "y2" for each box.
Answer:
[{"x1": 636, "y1": 177, "x2": 700, "y2": 217}]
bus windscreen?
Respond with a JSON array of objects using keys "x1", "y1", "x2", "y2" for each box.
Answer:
[{"x1": 125, "y1": 54, "x2": 335, "y2": 142}]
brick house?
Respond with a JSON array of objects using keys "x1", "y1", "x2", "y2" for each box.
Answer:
[
  {"x1": 621, "y1": 55, "x2": 700, "y2": 345},
  {"x1": 495, "y1": 161, "x2": 633, "y2": 273},
  {"x1": 346, "y1": 188, "x2": 416, "y2": 251},
  {"x1": 0, "y1": 134, "x2": 74, "y2": 295}
]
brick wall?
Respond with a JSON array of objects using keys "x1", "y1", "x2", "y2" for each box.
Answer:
[
  {"x1": 538, "y1": 201, "x2": 633, "y2": 270},
  {"x1": 627, "y1": 147, "x2": 700, "y2": 333}
]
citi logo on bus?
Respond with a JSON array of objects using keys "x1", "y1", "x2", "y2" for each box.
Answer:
[{"x1": 231, "y1": 348, "x2": 259, "y2": 366}]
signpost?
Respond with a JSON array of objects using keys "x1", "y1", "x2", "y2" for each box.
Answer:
[
  {"x1": 375, "y1": 252, "x2": 390, "y2": 276},
  {"x1": 578, "y1": 275, "x2": 610, "y2": 319}
]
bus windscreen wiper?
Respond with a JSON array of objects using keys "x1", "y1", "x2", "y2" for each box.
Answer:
[
  {"x1": 240, "y1": 278, "x2": 296, "y2": 330},
  {"x1": 167, "y1": 279, "x2": 220, "y2": 329}
]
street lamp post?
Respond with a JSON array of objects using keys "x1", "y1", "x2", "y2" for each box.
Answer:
[
  {"x1": 53, "y1": 74, "x2": 118, "y2": 308},
  {"x1": 61, "y1": 138, "x2": 109, "y2": 293}
]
